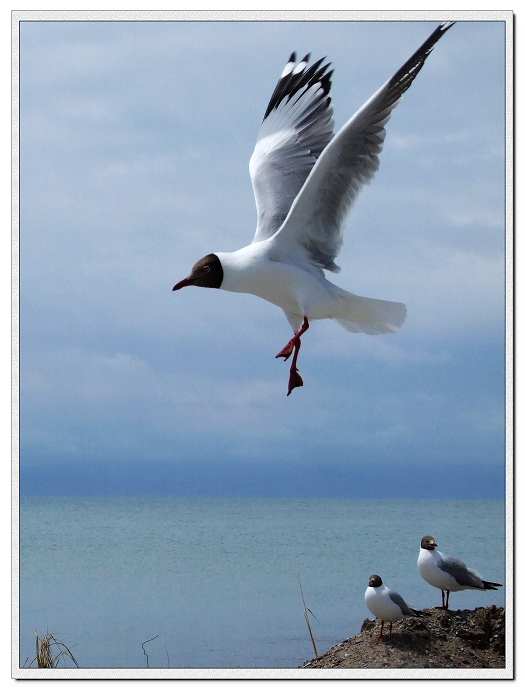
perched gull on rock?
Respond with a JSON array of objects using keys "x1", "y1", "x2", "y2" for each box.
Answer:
[
  {"x1": 365, "y1": 574, "x2": 421, "y2": 641},
  {"x1": 173, "y1": 22, "x2": 455, "y2": 395},
  {"x1": 417, "y1": 535, "x2": 503, "y2": 609}
]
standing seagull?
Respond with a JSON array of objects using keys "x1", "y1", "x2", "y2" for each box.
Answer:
[
  {"x1": 418, "y1": 535, "x2": 503, "y2": 609},
  {"x1": 365, "y1": 575, "x2": 420, "y2": 642},
  {"x1": 173, "y1": 22, "x2": 455, "y2": 395}
]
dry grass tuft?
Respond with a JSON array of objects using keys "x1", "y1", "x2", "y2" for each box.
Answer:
[{"x1": 25, "y1": 629, "x2": 79, "y2": 669}]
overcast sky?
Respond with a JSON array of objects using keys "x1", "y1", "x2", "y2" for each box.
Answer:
[{"x1": 19, "y1": 17, "x2": 506, "y2": 498}]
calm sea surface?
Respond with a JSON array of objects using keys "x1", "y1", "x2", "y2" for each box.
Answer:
[{"x1": 19, "y1": 497, "x2": 505, "y2": 669}]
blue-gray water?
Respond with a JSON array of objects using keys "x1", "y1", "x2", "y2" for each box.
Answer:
[{"x1": 19, "y1": 497, "x2": 505, "y2": 669}]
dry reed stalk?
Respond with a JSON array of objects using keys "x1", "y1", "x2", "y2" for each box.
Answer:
[{"x1": 298, "y1": 573, "x2": 318, "y2": 658}]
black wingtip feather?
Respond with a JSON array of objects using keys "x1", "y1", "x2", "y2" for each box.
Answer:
[
  {"x1": 482, "y1": 580, "x2": 503, "y2": 590},
  {"x1": 262, "y1": 53, "x2": 333, "y2": 122},
  {"x1": 387, "y1": 21, "x2": 455, "y2": 102}
]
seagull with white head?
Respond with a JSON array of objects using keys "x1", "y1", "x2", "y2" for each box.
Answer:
[{"x1": 173, "y1": 22, "x2": 455, "y2": 395}]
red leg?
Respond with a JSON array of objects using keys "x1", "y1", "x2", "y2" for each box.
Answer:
[
  {"x1": 286, "y1": 338, "x2": 304, "y2": 396},
  {"x1": 445, "y1": 590, "x2": 450, "y2": 609},
  {"x1": 276, "y1": 317, "x2": 309, "y2": 395},
  {"x1": 374, "y1": 619, "x2": 384, "y2": 643},
  {"x1": 276, "y1": 317, "x2": 309, "y2": 361}
]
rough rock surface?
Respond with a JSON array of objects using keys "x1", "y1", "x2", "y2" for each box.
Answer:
[{"x1": 300, "y1": 606, "x2": 505, "y2": 669}]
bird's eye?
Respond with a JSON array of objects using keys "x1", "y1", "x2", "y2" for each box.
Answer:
[{"x1": 202, "y1": 265, "x2": 210, "y2": 273}]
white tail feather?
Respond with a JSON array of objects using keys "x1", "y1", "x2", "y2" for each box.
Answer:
[{"x1": 333, "y1": 290, "x2": 406, "y2": 335}]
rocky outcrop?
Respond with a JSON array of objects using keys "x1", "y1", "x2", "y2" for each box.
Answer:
[{"x1": 301, "y1": 606, "x2": 505, "y2": 669}]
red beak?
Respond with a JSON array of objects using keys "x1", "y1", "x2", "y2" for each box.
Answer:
[{"x1": 172, "y1": 278, "x2": 192, "y2": 291}]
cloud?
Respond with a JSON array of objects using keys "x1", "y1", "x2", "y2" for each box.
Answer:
[{"x1": 19, "y1": 19, "x2": 506, "y2": 496}]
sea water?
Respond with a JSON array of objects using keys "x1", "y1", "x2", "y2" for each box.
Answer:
[{"x1": 18, "y1": 497, "x2": 505, "y2": 669}]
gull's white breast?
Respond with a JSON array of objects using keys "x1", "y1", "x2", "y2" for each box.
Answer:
[
  {"x1": 417, "y1": 549, "x2": 462, "y2": 591},
  {"x1": 217, "y1": 244, "x2": 336, "y2": 320},
  {"x1": 365, "y1": 586, "x2": 404, "y2": 621}
]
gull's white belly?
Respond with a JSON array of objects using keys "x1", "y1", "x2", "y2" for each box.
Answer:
[
  {"x1": 220, "y1": 250, "x2": 336, "y2": 319},
  {"x1": 418, "y1": 551, "x2": 462, "y2": 591},
  {"x1": 365, "y1": 587, "x2": 404, "y2": 621}
]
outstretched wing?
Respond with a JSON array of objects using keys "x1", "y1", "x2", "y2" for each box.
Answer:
[
  {"x1": 250, "y1": 53, "x2": 334, "y2": 243},
  {"x1": 273, "y1": 21, "x2": 455, "y2": 273}
]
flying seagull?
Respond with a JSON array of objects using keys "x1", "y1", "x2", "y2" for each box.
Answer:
[
  {"x1": 173, "y1": 22, "x2": 455, "y2": 395},
  {"x1": 365, "y1": 574, "x2": 421, "y2": 642},
  {"x1": 418, "y1": 535, "x2": 503, "y2": 609}
]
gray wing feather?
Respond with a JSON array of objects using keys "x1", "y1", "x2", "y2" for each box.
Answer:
[
  {"x1": 438, "y1": 555, "x2": 484, "y2": 588},
  {"x1": 389, "y1": 590, "x2": 417, "y2": 616},
  {"x1": 273, "y1": 22, "x2": 454, "y2": 272},
  {"x1": 250, "y1": 54, "x2": 334, "y2": 243}
]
